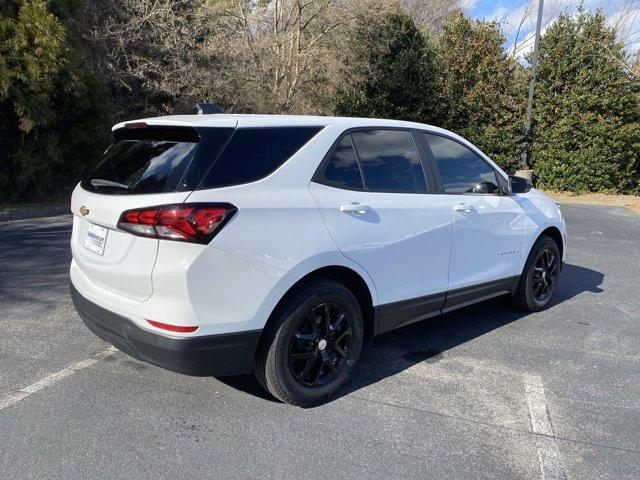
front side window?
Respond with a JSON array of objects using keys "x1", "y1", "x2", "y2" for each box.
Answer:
[
  {"x1": 424, "y1": 134, "x2": 499, "y2": 194},
  {"x1": 350, "y1": 130, "x2": 427, "y2": 192}
]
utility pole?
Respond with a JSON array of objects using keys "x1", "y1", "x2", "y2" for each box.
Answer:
[{"x1": 519, "y1": 0, "x2": 544, "y2": 180}]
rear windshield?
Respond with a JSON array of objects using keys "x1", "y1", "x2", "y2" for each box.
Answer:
[
  {"x1": 82, "y1": 125, "x2": 321, "y2": 194},
  {"x1": 81, "y1": 126, "x2": 208, "y2": 195}
]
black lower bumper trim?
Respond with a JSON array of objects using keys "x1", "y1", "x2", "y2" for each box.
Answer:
[{"x1": 70, "y1": 284, "x2": 261, "y2": 376}]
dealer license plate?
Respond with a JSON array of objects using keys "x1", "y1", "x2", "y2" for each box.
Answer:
[{"x1": 84, "y1": 223, "x2": 108, "y2": 256}]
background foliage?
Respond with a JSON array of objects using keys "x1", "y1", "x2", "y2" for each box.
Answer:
[
  {"x1": 433, "y1": 13, "x2": 525, "y2": 175},
  {"x1": 532, "y1": 8, "x2": 640, "y2": 194},
  {"x1": 0, "y1": 0, "x2": 111, "y2": 202},
  {"x1": 334, "y1": 10, "x2": 438, "y2": 124},
  {"x1": 1, "y1": 0, "x2": 639, "y2": 202}
]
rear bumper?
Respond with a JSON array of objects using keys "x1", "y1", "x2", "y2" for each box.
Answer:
[{"x1": 70, "y1": 284, "x2": 261, "y2": 376}]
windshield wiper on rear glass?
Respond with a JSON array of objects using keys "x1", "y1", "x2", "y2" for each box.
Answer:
[{"x1": 90, "y1": 179, "x2": 130, "y2": 190}]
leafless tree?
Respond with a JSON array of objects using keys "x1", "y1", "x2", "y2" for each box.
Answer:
[
  {"x1": 509, "y1": 0, "x2": 640, "y2": 60},
  {"x1": 607, "y1": 0, "x2": 640, "y2": 51},
  {"x1": 508, "y1": 0, "x2": 565, "y2": 60},
  {"x1": 399, "y1": 0, "x2": 466, "y2": 34},
  {"x1": 81, "y1": 0, "x2": 378, "y2": 116},
  {"x1": 217, "y1": 0, "x2": 363, "y2": 113},
  {"x1": 79, "y1": 0, "x2": 229, "y2": 116}
]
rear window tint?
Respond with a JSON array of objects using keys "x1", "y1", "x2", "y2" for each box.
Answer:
[
  {"x1": 176, "y1": 128, "x2": 235, "y2": 191},
  {"x1": 351, "y1": 130, "x2": 427, "y2": 192},
  {"x1": 82, "y1": 126, "x2": 233, "y2": 195},
  {"x1": 322, "y1": 136, "x2": 364, "y2": 190},
  {"x1": 82, "y1": 141, "x2": 198, "y2": 195},
  {"x1": 199, "y1": 127, "x2": 322, "y2": 189}
]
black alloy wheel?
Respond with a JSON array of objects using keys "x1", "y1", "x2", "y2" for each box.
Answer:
[
  {"x1": 288, "y1": 302, "x2": 353, "y2": 388},
  {"x1": 531, "y1": 248, "x2": 558, "y2": 301},
  {"x1": 512, "y1": 234, "x2": 561, "y2": 312},
  {"x1": 253, "y1": 280, "x2": 364, "y2": 407}
]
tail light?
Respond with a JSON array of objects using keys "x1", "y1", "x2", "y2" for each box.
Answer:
[{"x1": 117, "y1": 203, "x2": 237, "y2": 244}]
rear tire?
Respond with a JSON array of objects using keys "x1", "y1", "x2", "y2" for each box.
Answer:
[
  {"x1": 253, "y1": 280, "x2": 364, "y2": 407},
  {"x1": 512, "y1": 235, "x2": 561, "y2": 312}
]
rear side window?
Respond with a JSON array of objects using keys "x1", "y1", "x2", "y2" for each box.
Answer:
[
  {"x1": 350, "y1": 130, "x2": 427, "y2": 192},
  {"x1": 199, "y1": 127, "x2": 322, "y2": 189},
  {"x1": 424, "y1": 133, "x2": 499, "y2": 194},
  {"x1": 81, "y1": 126, "x2": 232, "y2": 195},
  {"x1": 322, "y1": 136, "x2": 364, "y2": 190}
]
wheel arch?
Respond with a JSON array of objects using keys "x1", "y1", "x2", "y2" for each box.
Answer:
[
  {"x1": 519, "y1": 225, "x2": 564, "y2": 274},
  {"x1": 258, "y1": 265, "x2": 377, "y2": 347},
  {"x1": 539, "y1": 226, "x2": 564, "y2": 260}
]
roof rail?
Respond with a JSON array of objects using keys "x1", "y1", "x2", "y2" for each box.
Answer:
[{"x1": 196, "y1": 103, "x2": 225, "y2": 115}]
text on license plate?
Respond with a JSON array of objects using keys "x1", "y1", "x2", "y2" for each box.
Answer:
[{"x1": 84, "y1": 223, "x2": 108, "y2": 256}]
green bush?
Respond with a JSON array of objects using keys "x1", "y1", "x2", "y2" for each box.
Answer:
[
  {"x1": 335, "y1": 11, "x2": 525, "y2": 175},
  {"x1": 434, "y1": 14, "x2": 525, "y2": 175},
  {"x1": 334, "y1": 9, "x2": 438, "y2": 124},
  {"x1": 0, "y1": 0, "x2": 111, "y2": 203},
  {"x1": 532, "y1": 9, "x2": 640, "y2": 194}
]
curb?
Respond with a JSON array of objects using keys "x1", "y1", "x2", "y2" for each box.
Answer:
[{"x1": 0, "y1": 206, "x2": 70, "y2": 223}]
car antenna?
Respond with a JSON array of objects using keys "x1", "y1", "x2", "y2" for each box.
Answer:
[{"x1": 196, "y1": 103, "x2": 225, "y2": 115}]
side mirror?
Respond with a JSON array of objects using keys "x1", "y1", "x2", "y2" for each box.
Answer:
[{"x1": 509, "y1": 175, "x2": 532, "y2": 194}]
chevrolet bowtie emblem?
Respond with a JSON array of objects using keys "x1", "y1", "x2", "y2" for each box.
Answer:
[{"x1": 80, "y1": 206, "x2": 90, "y2": 217}]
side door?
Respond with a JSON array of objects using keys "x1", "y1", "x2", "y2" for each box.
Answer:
[
  {"x1": 419, "y1": 132, "x2": 525, "y2": 310},
  {"x1": 309, "y1": 129, "x2": 453, "y2": 333}
]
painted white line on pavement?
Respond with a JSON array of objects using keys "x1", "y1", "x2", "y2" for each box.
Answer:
[
  {"x1": 0, "y1": 347, "x2": 117, "y2": 411},
  {"x1": 524, "y1": 374, "x2": 567, "y2": 480}
]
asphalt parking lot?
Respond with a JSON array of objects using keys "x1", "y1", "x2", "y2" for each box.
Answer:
[{"x1": 1, "y1": 203, "x2": 639, "y2": 479}]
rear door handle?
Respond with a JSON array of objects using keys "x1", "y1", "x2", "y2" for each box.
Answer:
[
  {"x1": 453, "y1": 203, "x2": 473, "y2": 213},
  {"x1": 340, "y1": 203, "x2": 371, "y2": 215}
]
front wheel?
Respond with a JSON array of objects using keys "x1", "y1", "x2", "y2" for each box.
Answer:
[
  {"x1": 254, "y1": 280, "x2": 364, "y2": 407},
  {"x1": 512, "y1": 235, "x2": 561, "y2": 312}
]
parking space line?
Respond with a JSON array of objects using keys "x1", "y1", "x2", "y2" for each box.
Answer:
[
  {"x1": 0, "y1": 347, "x2": 117, "y2": 411},
  {"x1": 524, "y1": 374, "x2": 567, "y2": 480}
]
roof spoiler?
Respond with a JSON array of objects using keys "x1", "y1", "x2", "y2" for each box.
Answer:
[{"x1": 196, "y1": 103, "x2": 225, "y2": 115}]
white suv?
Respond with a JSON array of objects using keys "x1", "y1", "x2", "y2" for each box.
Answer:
[{"x1": 70, "y1": 113, "x2": 567, "y2": 406}]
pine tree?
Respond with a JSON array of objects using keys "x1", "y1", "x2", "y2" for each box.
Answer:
[
  {"x1": 334, "y1": 9, "x2": 437, "y2": 124},
  {"x1": 0, "y1": 0, "x2": 111, "y2": 202},
  {"x1": 532, "y1": 8, "x2": 640, "y2": 194},
  {"x1": 434, "y1": 13, "x2": 525, "y2": 174}
]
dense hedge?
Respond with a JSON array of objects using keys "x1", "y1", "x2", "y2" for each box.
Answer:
[
  {"x1": 0, "y1": 0, "x2": 111, "y2": 203},
  {"x1": 531, "y1": 9, "x2": 640, "y2": 194},
  {"x1": 335, "y1": 9, "x2": 640, "y2": 192}
]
